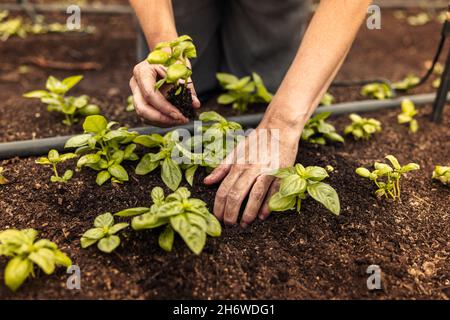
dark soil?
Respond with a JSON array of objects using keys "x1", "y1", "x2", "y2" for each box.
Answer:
[
  {"x1": 0, "y1": 6, "x2": 449, "y2": 300},
  {"x1": 167, "y1": 87, "x2": 196, "y2": 120}
]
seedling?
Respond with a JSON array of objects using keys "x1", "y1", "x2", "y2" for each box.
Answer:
[
  {"x1": 0, "y1": 228, "x2": 71, "y2": 291},
  {"x1": 269, "y1": 164, "x2": 340, "y2": 215},
  {"x1": 397, "y1": 99, "x2": 419, "y2": 133},
  {"x1": 320, "y1": 92, "x2": 334, "y2": 106},
  {"x1": 24, "y1": 75, "x2": 101, "y2": 125},
  {"x1": 356, "y1": 155, "x2": 420, "y2": 200},
  {"x1": 80, "y1": 213, "x2": 129, "y2": 253},
  {"x1": 392, "y1": 74, "x2": 420, "y2": 91},
  {"x1": 64, "y1": 115, "x2": 139, "y2": 186},
  {"x1": 115, "y1": 187, "x2": 221, "y2": 255},
  {"x1": 147, "y1": 35, "x2": 197, "y2": 118},
  {"x1": 432, "y1": 166, "x2": 449, "y2": 186},
  {"x1": 302, "y1": 112, "x2": 344, "y2": 145},
  {"x1": 0, "y1": 167, "x2": 8, "y2": 185},
  {"x1": 126, "y1": 95, "x2": 134, "y2": 112},
  {"x1": 344, "y1": 114, "x2": 382, "y2": 140},
  {"x1": 361, "y1": 82, "x2": 393, "y2": 100},
  {"x1": 35, "y1": 149, "x2": 77, "y2": 183},
  {"x1": 216, "y1": 72, "x2": 273, "y2": 112}
]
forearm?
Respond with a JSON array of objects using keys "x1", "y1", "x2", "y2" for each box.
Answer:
[
  {"x1": 129, "y1": 0, "x2": 178, "y2": 49},
  {"x1": 263, "y1": 0, "x2": 372, "y2": 133}
]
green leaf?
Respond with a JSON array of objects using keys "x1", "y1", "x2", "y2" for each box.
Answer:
[
  {"x1": 62, "y1": 75, "x2": 83, "y2": 91},
  {"x1": 401, "y1": 163, "x2": 420, "y2": 173},
  {"x1": 167, "y1": 64, "x2": 189, "y2": 82},
  {"x1": 108, "y1": 164, "x2": 129, "y2": 182},
  {"x1": 217, "y1": 93, "x2": 236, "y2": 105},
  {"x1": 185, "y1": 165, "x2": 198, "y2": 186},
  {"x1": 35, "y1": 157, "x2": 51, "y2": 165},
  {"x1": 5, "y1": 256, "x2": 33, "y2": 291},
  {"x1": 161, "y1": 157, "x2": 182, "y2": 191},
  {"x1": 28, "y1": 248, "x2": 55, "y2": 275},
  {"x1": 47, "y1": 149, "x2": 60, "y2": 163},
  {"x1": 64, "y1": 134, "x2": 92, "y2": 149},
  {"x1": 170, "y1": 214, "x2": 206, "y2": 255},
  {"x1": 198, "y1": 111, "x2": 226, "y2": 123},
  {"x1": 269, "y1": 192, "x2": 296, "y2": 212},
  {"x1": 147, "y1": 50, "x2": 170, "y2": 64},
  {"x1": 135, "y1": 154, "x2": 159, "y2": 175},
  {"x1": 158, "y1": 202, "x2": 185, "y2": 217},
  {"x1": 151, "y1": 186, "x2": 165, "y2": 204},
  {"x1": 80, "y1": 237, "x2": 98, "y2": 248},
  {"x1": 216, "y1": 73, "x2": 239, "y2": 85},
  {"x1": 108, "y1": 223, "x2": 129, "y2": 235},
  {"x1": 385, "y1": 155, "x2": 401, "y2": 170},
  {"x1": 77, "y1": 153, "x2": 100, "y2": 167},
  {"x1": 81, "y1": 228, "x2": 106, "y2": 240},
  {"x1": 355, "y1": 167, "x2": 371, "y2": 178},
  {"x1": 132, "y1": 213, "x2": 169, "y2": 230},
  {"x1": 280, "y1": 175, "x2": 307, "y2": 197},
  {"x1": 115, "y1": 207, "x2": 150, "y2": 217},
  {"x1": 304, "y1": 166, "x2": 329, "y2": 181},
  {"x1": 133, "y1": 134, "x2": 164, "y2": 148},
  {"x1": 307, "y1": 182, "x2": 340, "y2": 215},
  {"x1": 158, "y1": 225, "x2": 174, "y2": 252},
  {"x1": 94, "y1": 212, "x2": 114, "y2": 228},
  {"x1": 83, "y1": 115, "x2": 107, "y2": 133},
  {"x1": 271, "y1": 167, "x2": 296, "y2": 178},
  {"x1": 204, "y1": 213, "x2": 222, "y2": 237},
  {"x1": 97, "y1": 235, "x2": 120, "y2": 253},
  {"x1": 62, "y1": 170, "x2": 73, "y2": 181},
  {"x1": 23, "y1": 90, "x2": 49, "y2": 98},
  {"x1": 96, "y1": 170, "x2": 111, "y2": 186}
]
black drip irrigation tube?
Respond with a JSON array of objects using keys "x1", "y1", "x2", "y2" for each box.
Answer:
[{"x1": 0, "y1": 92, "x2": 448, "y2": 160}]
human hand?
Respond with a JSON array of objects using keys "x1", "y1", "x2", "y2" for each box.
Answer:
[{"x1": 130, "y1": 61, "x2": 201, "y2": 127}]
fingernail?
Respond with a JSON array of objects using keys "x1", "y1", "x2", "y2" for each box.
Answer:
[{"x1": 170, "y1": 112, "x2": 180, "y2": 120}]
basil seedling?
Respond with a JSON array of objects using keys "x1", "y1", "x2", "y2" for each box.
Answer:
[
  {"x1": 0, "y1": 228, "x2": 71, "y2": 291},
  {"x1": 216, "y1": 72, "x2": 273, "y2": 112},
  {"x1": 320, "y1": 92, "x2": 334, "y2": 106},
  {"x1": 392, "y1": 74, "x2": 420, "y2": 91},
  {"x1": 302, "y1": 112, "x2": 344, "y2": 145},
  {"x1": 126, "y1": 95, "x2": 134, "y2": 112},
  {"x1": 24, "y1": 75, "x2": 101, "y2": 125},
  {"x1": 35, "y1": 149, "x2": 77, "y2": 183},
  {"x1": 269, "y1": 164, "x2": 340, "y2": 215},
  {"x1": 115, "y1": 187, "x2": 221, "y2": 255},
  {"x1": 147, "y1": 35, "x2": 197, "y2": 118},
  {"x1": 80, "y1": 213, "x2": 129, "y2": 253},
  {"x1": 432, "y1": 165, "x2": 449, "y2": 186},
  {"x1": 356, "y1": 155, "x2": 420, "y2": 200},
  {"x1": 344, "y1": 113, "x2": 382, "y2": 140},
  {"x1": 64, "y1": 115, "x2": 139, "y2": 186},
  {"x1": 397, "y1": 99, "x2": 419, "y2": 133},
  {"x1": 0, "y1": 166, "x2": 8, "y2": 185},
  {"x1": 361, "y1": 82, "x2": 393, "y2": 100}
]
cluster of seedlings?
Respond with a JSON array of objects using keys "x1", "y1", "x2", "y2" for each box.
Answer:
[{"x1": 0, "y1": 34, "x2": 448, "y2": 292}]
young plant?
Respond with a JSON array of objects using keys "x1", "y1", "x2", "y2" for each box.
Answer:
[
  {"x1": 126, "y1": 95, "x2": 134, "y2": 112},
  {"x1": 301, "y1": 112, "x2": 344, "y2": 145},
  {"x1": 216, "y1": 72, "x2": 273, "y2": 112},
  {"x1": 115, "y1": 187, "x2": 221, "y2": 255},
  {"x1": 361, "y1": 82, "x2": 393, "y2": 100},
  {"x1": 80, "y1": 213, "x2": 129, "y2": 253},
  {"x1": 64, "y1": 115, "x2": 139, "y2": 186},
  {"x1": 147, "y1": 35, "x2": 197, "y2": 118},
  {"x1": 397, "y1": 99, "x2": 419, "y2": 133},
  {"x1": 392, "y1": 74, "x2": 420, "y2": 91},
  {"x1": 269, "y1": 164, "x2": 340, "y2": 215},
  {"x1": 35, "y1": 149, "x2": 77, "y2": 183},
  {"x1": 355, "y1": 155, "x2": 420, "y2": 200},
  {"x1": 320, "y1": 92, "x2": 334, "y2": 106},
  {"x1": 24, "y1": 75, "x2": 101, "y2": 126},
  {"x1": 0, "y1": 228, "x2": 71, "y2": 291},
  {"x1": 0, "y1": 167, "x2": 8, "y2": 185},
  {"x1": 344, "y1": 113, "x2": 382, "y2": 140},
  {"x1": 432, "y1": 165, "x2": 450, "y2": 186}
]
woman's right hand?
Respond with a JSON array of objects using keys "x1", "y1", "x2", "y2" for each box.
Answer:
[{"x1": 129, "y1": 61, "x2": 201, "y2": 127}]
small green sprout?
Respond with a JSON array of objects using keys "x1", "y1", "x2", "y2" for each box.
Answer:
[
  {"x1": 0, "y1": 167, "x2": 8, "y2": 185},
  {"x1": 302, "y1": 112, "x2": 344, "y2": 145},
  {"x1": 115, "y1": 187, "x2": 221, "y2": 255},
  {"x1": 64, "y1": 115, "x2": 139, "y2": 186},
  {"x1": 126, "y1": 95, "x2": 134, "y2": 112},
  {"x1": 24, "y1": 75, "x2": 101, "y2": 126},
  {"x1": 344, "y1": 114, "x2": 382, "y2": 140},
  {"x1": 269, "y1": 164, "x2": 340, "y2": 215},
  {"x1": 397, "y1": 99, "x2": 419, "y2": 133},
  {"x1": 432, "y1": 166, "x2": 450, "y2": 186},
  {"x1": 80, "y1": 213, "x2": 129, "y2": 253},
  {"x1": 35, "y1": 149, "x2": 77, "y2": 183},
  {"x1": 406, "y1": 12, "x2": 431, "y2": 26},
  {"x1": 356, "y1": 155, "x2": 420, "y2": 200},
  {"x1": 361, "y1": 82, "x2": 393, "y2": 100},
  {"x1": 216, "y1": 72, "x2": 273, "y2": 112},
  {"x1": 0, "y1": 228, "x2": 71, "y2": 291},
  {"x1": 392, "y1": 74, "x2": 420, "y2": 91},
  {"x1": 320, "y1": 92, "x2": 334, "y2": 106}
]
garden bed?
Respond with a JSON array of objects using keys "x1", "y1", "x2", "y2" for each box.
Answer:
[{"x1": 0, "y1": 6, "x2": 449, "y2": 300}]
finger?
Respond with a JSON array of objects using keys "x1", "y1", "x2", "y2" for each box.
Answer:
[
  {"x1": 130, "y1": 77, "x2": 179, "y2": 127},
  {"x1": 133, "y1": 63, "x2": 187, "y2": 122},
  {"x1": 240, "y1": 175, "x2": 274, "y2": 228},
  {"x1": 258, "y1": 179, "x2": 280, "y2": 221},
  {"x1": 187, "y1": 81, "x2": 201, "y2": 109},
  {"x1": 213, "y1": 169, "x2": 240, "y2": 221},
  {"x1": 223, "y1": 169, "x2": 258, "y2": 226},
  {"x1": 203, "y1": 162, "x2": 232, "y2": 185}
]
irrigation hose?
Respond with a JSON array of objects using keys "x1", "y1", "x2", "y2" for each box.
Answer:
[{"x1": 0, "y1": 92, "x2": 448, "y2": 160}]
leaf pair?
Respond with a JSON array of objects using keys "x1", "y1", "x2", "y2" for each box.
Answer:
[
  {"x1": 0, "y1": 228, "x2": 71, "y2": 291},
  {"x1": 302, "y1": 112, "x2": 344, "y2": 145},
  {"x1": 269, "y1": 164, "x2": 340, "y2": 215},
  {"x1": 80, "y1": 213, "x2": 129, "y2": 253},
  {"x1": 356, "y1": 155, "x2": 420, "y2": 200},
  {"x1": 65, "y1": 115, "x2": 139, "y2": 186},
  {"x1": 397, "y1": 99, "x2": 419, "y2": 133},
  {"x1": 23, "y1": 75, "x2": 101, "y2": 126},
  {"x1": 361, "y1": 82, "x2": 393, "y2": 100},
  {"x1": 35, "y1": 149, "x2": 77, "y2": 183},
  {"x1": 216, "y1": 72, "x2": 273, "y2": 112},
  {"x1": 344, "y1": 114, "x2": 382, "y2": 140},
  {"x1": 432, "y1": 165, "x2": 449, "y2": 186},
  {"x1": 116, "y1": 187, "x2": 221, "y2": 255},
  {"x1": 392, "y1": 74, "x2": 420, "y2": 91}
]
